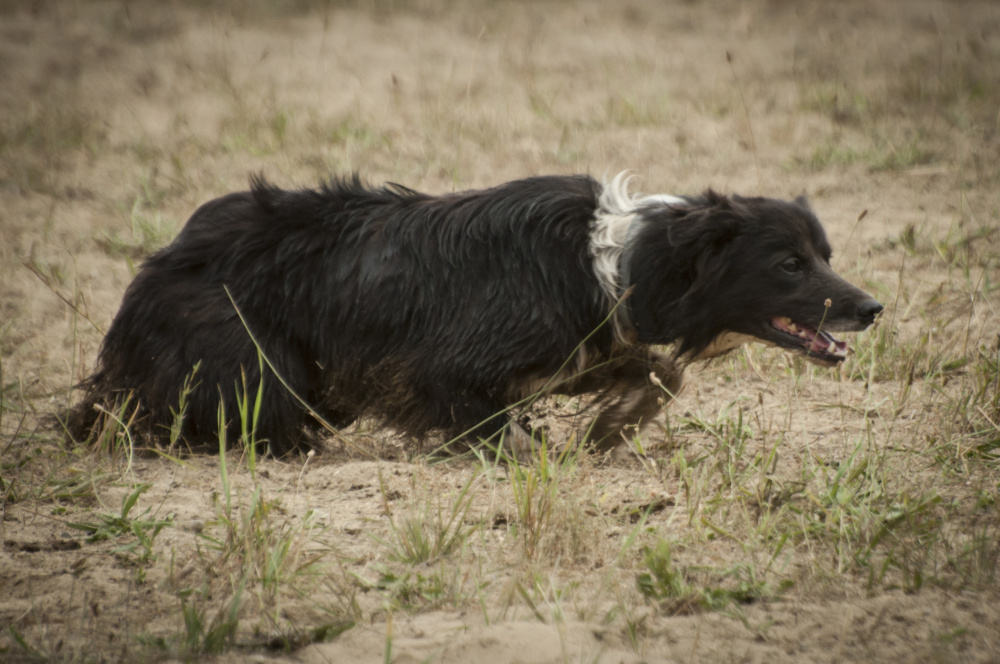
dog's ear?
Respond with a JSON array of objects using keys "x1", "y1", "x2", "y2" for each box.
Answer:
[
  {"x1": 627, "y1": 197, "x2": 740, "y2": 346},
  {"x1": 793, "y1": 193, "x2": 812, "y2": 212},
  {"x1": 668, "y1": 204, "x2": 740, "y2": 303}
]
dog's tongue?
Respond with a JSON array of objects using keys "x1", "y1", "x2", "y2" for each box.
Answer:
[
  {"x1": 772, "y1": 317, "x2": 848, "y2": 356},
  {"x1": 814, "y1": 329, "x2": 848, "y2": 355}
]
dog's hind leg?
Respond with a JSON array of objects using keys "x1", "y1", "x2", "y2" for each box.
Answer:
[{"x1": 587, "y1": 351, "x2": 682, "y2": 453}]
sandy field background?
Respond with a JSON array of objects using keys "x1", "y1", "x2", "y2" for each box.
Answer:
[{"x1": 2, "y1": 0, "x2": 999, "y2": 662}]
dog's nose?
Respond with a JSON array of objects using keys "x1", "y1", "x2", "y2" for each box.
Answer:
[{"x1": 857, "y1": 299, "x2": 883, "y2": 326}]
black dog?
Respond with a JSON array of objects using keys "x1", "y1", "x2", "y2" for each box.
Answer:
[{"x1": 69, "y1": 173, "x2": 882, "y2": 455}]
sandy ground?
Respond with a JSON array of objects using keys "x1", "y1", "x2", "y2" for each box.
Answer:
[{"x1": 2, "y1": 0, "x2": 999, "y2": 662}]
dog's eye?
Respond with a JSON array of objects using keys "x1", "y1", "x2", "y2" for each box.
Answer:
[{"x1": 780, "y1": 258, "x2": 802, "y2": 273}]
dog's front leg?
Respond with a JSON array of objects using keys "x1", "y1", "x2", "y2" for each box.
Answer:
[
  {"x1": 587, "y1": 351, "x2": 681, "y2": 452},
  {"x1": 496, "y1": 419, "x2": 540, "y2": 461},
  {"x1": 444, "y1": 399, "x2": 538, "y2": 461}
]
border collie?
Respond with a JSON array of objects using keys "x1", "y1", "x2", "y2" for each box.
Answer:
[{"x1": 69, "y1": 173, "x2": 882, "y2": 456}]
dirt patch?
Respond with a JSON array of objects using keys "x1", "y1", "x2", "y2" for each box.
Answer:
[{"x1": 2, "y1": 1, "x2": 999, "y2": 662}]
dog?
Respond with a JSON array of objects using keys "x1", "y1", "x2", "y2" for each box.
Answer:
[{"x1": 69, "y1": 173, "x2": 882, "y2": 456}]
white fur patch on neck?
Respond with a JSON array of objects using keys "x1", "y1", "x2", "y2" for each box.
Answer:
[{"x1": 590, "y1": 172, "x2": 684, "y2": 342}]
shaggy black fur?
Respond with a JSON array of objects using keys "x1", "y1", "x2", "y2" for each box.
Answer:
[{"x1": 69, "y1": 174, "x2": 882, "y2": 456}]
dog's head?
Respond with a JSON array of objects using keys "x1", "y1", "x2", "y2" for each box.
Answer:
[{"x1": 625, "y1": 191, "x2": 882, "y2": 365}]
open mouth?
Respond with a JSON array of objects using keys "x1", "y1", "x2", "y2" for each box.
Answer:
[{"x1": 770, "y1": 317, "x2": 849, "y2": 364}]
